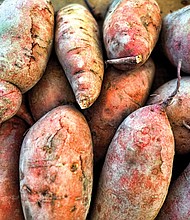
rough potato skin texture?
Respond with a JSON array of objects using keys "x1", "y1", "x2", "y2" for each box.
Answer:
[
  {"x1": 0, "y1": 79, "x2": 22, "y2": 123},
  {"x1": 19, "y1": 105, "x2": 93, "y2": 220},
  {"x1": 161, "y1": 6, "x2": 190, "y2": 74},
  {"x1": 156, "y1": 162, "x2": 190, "y2": 219},
  {"x1": 55, "y1": 4, "x2": 104, "y2": 109},
  {"x1": 28, "y1": 54, "x2": 76, "y2": 121},
  {"x1": 147, "y1": 77, "x2": 190, "y2": 154},
  {"x1": 0, "y1": 0, "x2": 54, "y2": 93},
  {"x1": 103, "y1": 0, "x2": 162, "y2": 70},
  {"x1": 90, "y1": 104, "x2": 174, "y2": 220},
  {"x1": 83, "y1": 58, "x2": 155, "y2": 163},
  {"x1": 0, "y1": 116, "x2": 29, "y2": 220}
]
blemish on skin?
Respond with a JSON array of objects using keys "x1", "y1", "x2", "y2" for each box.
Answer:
[
  {"x1": 70, "y1": 205, "x2": 77, "y2": 212},
  {"x1": 133, "y1": 127, "x2": 151, "y2": 148},
  {"x1": 70, "y1": 162, "x2": 78, "y2": 172}
]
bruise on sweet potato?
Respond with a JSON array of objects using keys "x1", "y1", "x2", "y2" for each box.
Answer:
[
  {"x1": 161, "y1": 5, "x2": 190, "y2": 74},
  {"x1": 147, "y1": 77, "x2": 190, "y2": 154},
  {"x1": 0, "y1": 79, "x2": 22, "y2": 124},
  {"x1": 0, "y1": 0, "x2": 54, "y2": 93},
  {"x1": 156, "y1": 162, "x2": 190, "y2": 219},
  {"x1": 83, "y1": 58, "x2": 155, "y2": 163},
  {"x1": 28, "y1": 53, "x2": 76, "y2": 121},
  {"x1": 19, "y1": 105, "x2": 93, "y2": 220},
  {"x1": 55, "y1": 4, "x2": 104, "y2": 109},
  {"x1": 90, "y1": 103, "x2": 175, "y2": 220},
  {"x1": 0, "y1": 116, "x2": 29, "y2": 220},
  {"x1": 103, "y1": 0, "x2": 162, "y2": 70}
]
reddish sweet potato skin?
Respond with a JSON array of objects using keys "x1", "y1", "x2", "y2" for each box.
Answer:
[
  {"x1": 0, "y1": 116, "x2": 29, "y2": 220},
  {"x1": 161, "y1": 6, "x2": 190, "y2": 74},
  {"x1": 0, "y1": 0, "x2": 54, "y2": 93},
  {"x1": 55, "y1": 4, "x2": 104, "y2": 109},
  {"x1": 0, "y1": 79, "x2": 22, "y2": 123},
  {"x1": 147, "y1": 77, "x2": 190, "y2": 154},
  {"x1": 90, "y1": 104, "x2": 174, "y2": 220},
  {"x1": 103, "y1": 0, "x2": 162, "y2": 70},
  {"x1": 156, "y1": 162, "x2": 190, "y2": 220},
  {"x1": 28, "y1": 54, "x2": 76, "y2": 121},
  {"x1": 83, "y1": 58, "x2": 155, "y2": 163},
  {"x1": 19, "y1": 105, "x2": 93, "y2": 220}
]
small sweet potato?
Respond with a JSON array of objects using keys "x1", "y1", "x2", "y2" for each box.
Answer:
[
  {"x1": 161, "y1": 5, "x2": 190, "y2": 74},
  {"x1": 19, "y1": 105, "x2": 93, "y2": 220},
  {"x1": 103, "y1": 0, "x2": 162, "y2": 70},
  {"x1": 0, "y1": 79, "x2": 22, "y2": 123},
  {"x1": 83, "y1": 58, "x2": 155, "y2": 163},
  {"x1": 156, "y1": 162, "x2": 190, "y2": 219},
  {"x1": 55, "y1": 4, "x2": 104, "y2": 109},
  {"x1": 0, "y1": 116, "x2": 29, "y2": 220},
  {"x1": 0, "y1": 0, "x2": 54, "y2": 93},
  {"x1": 147, "y1": 77, "x2": 190, "y2": 154},
  {"x1": 28, "y1": 53, "x2": 76, "y2": 121}
]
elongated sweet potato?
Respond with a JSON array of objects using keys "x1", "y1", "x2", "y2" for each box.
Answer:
[
  {"x1": 83, "y1": 58, "x2": 155, "y2": 163},
  {"x1": 156, "y1": 162, "x2": 190, "y2": 219},
  {"x1": 161, "y1": 5, "x2": 190, "y2": 74},
  {"x1": 55, "y1": 4, "x2": 104, "y2": 109},
  {"x1": 0, "y1": 0, "x2": 54, "y2": 93},
  {"x1": 103, "y1": 0, "x2": 162, "y2": 70},
  {"x1": 0, "y1": 79, "x2": 22, "y2": 123},
  {"x1": 147, "y1": 76, "x2": 190, "y2": 154},
  {"x1": 19, "y1": 105, "x2": 93, "y2": 220},
  {"x1": 28, "y1": 53, "x2": 76, "y2": 121},
  {"x1": 0, "y1": 116, "x2": 29, "y2": 220},
  {"x1": 90, "y1": 67, "x2": 182, "y2": 219},
  {"x1": 90, "y1": 102, "x2": 175, "y2": 220}
]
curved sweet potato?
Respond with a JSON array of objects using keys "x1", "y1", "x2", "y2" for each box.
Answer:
[
  {"x1": 156, "y1": 162, "x2": 190, "y2": 219},
  {"x1": 19, "y1": 105, "x2": 93, "y2": 220},
  {"x1": 28, "y1": 54, "x2": 76, "y2": 121},
  {"x1": 83, "y1": 58, "x2": 155, "y2": 163},
  {"x1": 0, "y1": 79, "x2": 22, "y2": 123},
  {"x1": 0, "y1": 116, "x2": 29, "y2": 220},
  {"x1": 161, "y1": 5, "x2": 190, "y2": 74},
  {"x1": 90, "y1": 103, "x2": 175, "y2": 220},
  {"x1": 103, "y1": 0, "x2": 162, "y2": 70},
  {"x1": 147, "y1": 77, "x2": 190, "y2": 154},
  {"x1": 55, "y1": 4, "x2": 104, "y2": 109},
  {"x1": 0, "y1": 0, "x2": 54, "y2": 93}
]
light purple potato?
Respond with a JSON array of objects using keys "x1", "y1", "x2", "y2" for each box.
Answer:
[
  {"x1": 19, "y1": 105, "x2": 93, "y2": 220},
  {"x1": 161, "y1": 5, "x2": 190, "y2": 74},
  {"x1": 156, "y1": 162, "x2": 190, "y2": 220},
  {"x1": 147, "y1": 77, "x2": 190, "y2": 154}
]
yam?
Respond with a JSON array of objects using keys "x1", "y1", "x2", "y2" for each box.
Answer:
[
  {"x1": 19, "y1": 105, "x2": 93, "y2": 220},
  {"x1": 55, "y1": 4, "x2": 104, "y2": 109}
]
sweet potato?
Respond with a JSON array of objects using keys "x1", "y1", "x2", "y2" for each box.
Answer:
[
  {"x1": 103, "y1": 0, "x2": 162, "y2": 70},
  {"x1": 90, "y1": 65, "x2": 182, "y2": 220},
  {"x1": 0, "y1": 0, "x2": 54, "y2": 93},
  {"x1": 19, "y1": 105, "x2": 93, "y2": 220},
  {"x1": 147, "y1": 76, "x2": 190, "y2": 154},
  {"x1": 161, "y1": 5, "x2": 190, "y2": 74},
  {"x1": 156, "y1": 162, "x2": 190, "y2": 219},
  {"x1": 28, "y1": 53, "x2": 76, "y2": 121},
  {"x1": 0, "y1": 116, "x2": 29, "y2": 220},
  {"x1": 55, "y1": 4, "x2": 104, "y2": 109},
  {"x1": 0, "y1": 79, "x2": 22, "y2": 123},
  {"x1": 16, "y1": 94, "x2": 34, "y2": 126},
  {"x1": 83, "y1": 58, "x2": 155, "y2": 163}
]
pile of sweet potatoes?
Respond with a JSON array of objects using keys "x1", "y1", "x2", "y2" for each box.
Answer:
[{"x1": 0, "y1": 0, "x2": 190, "y2": 219}]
